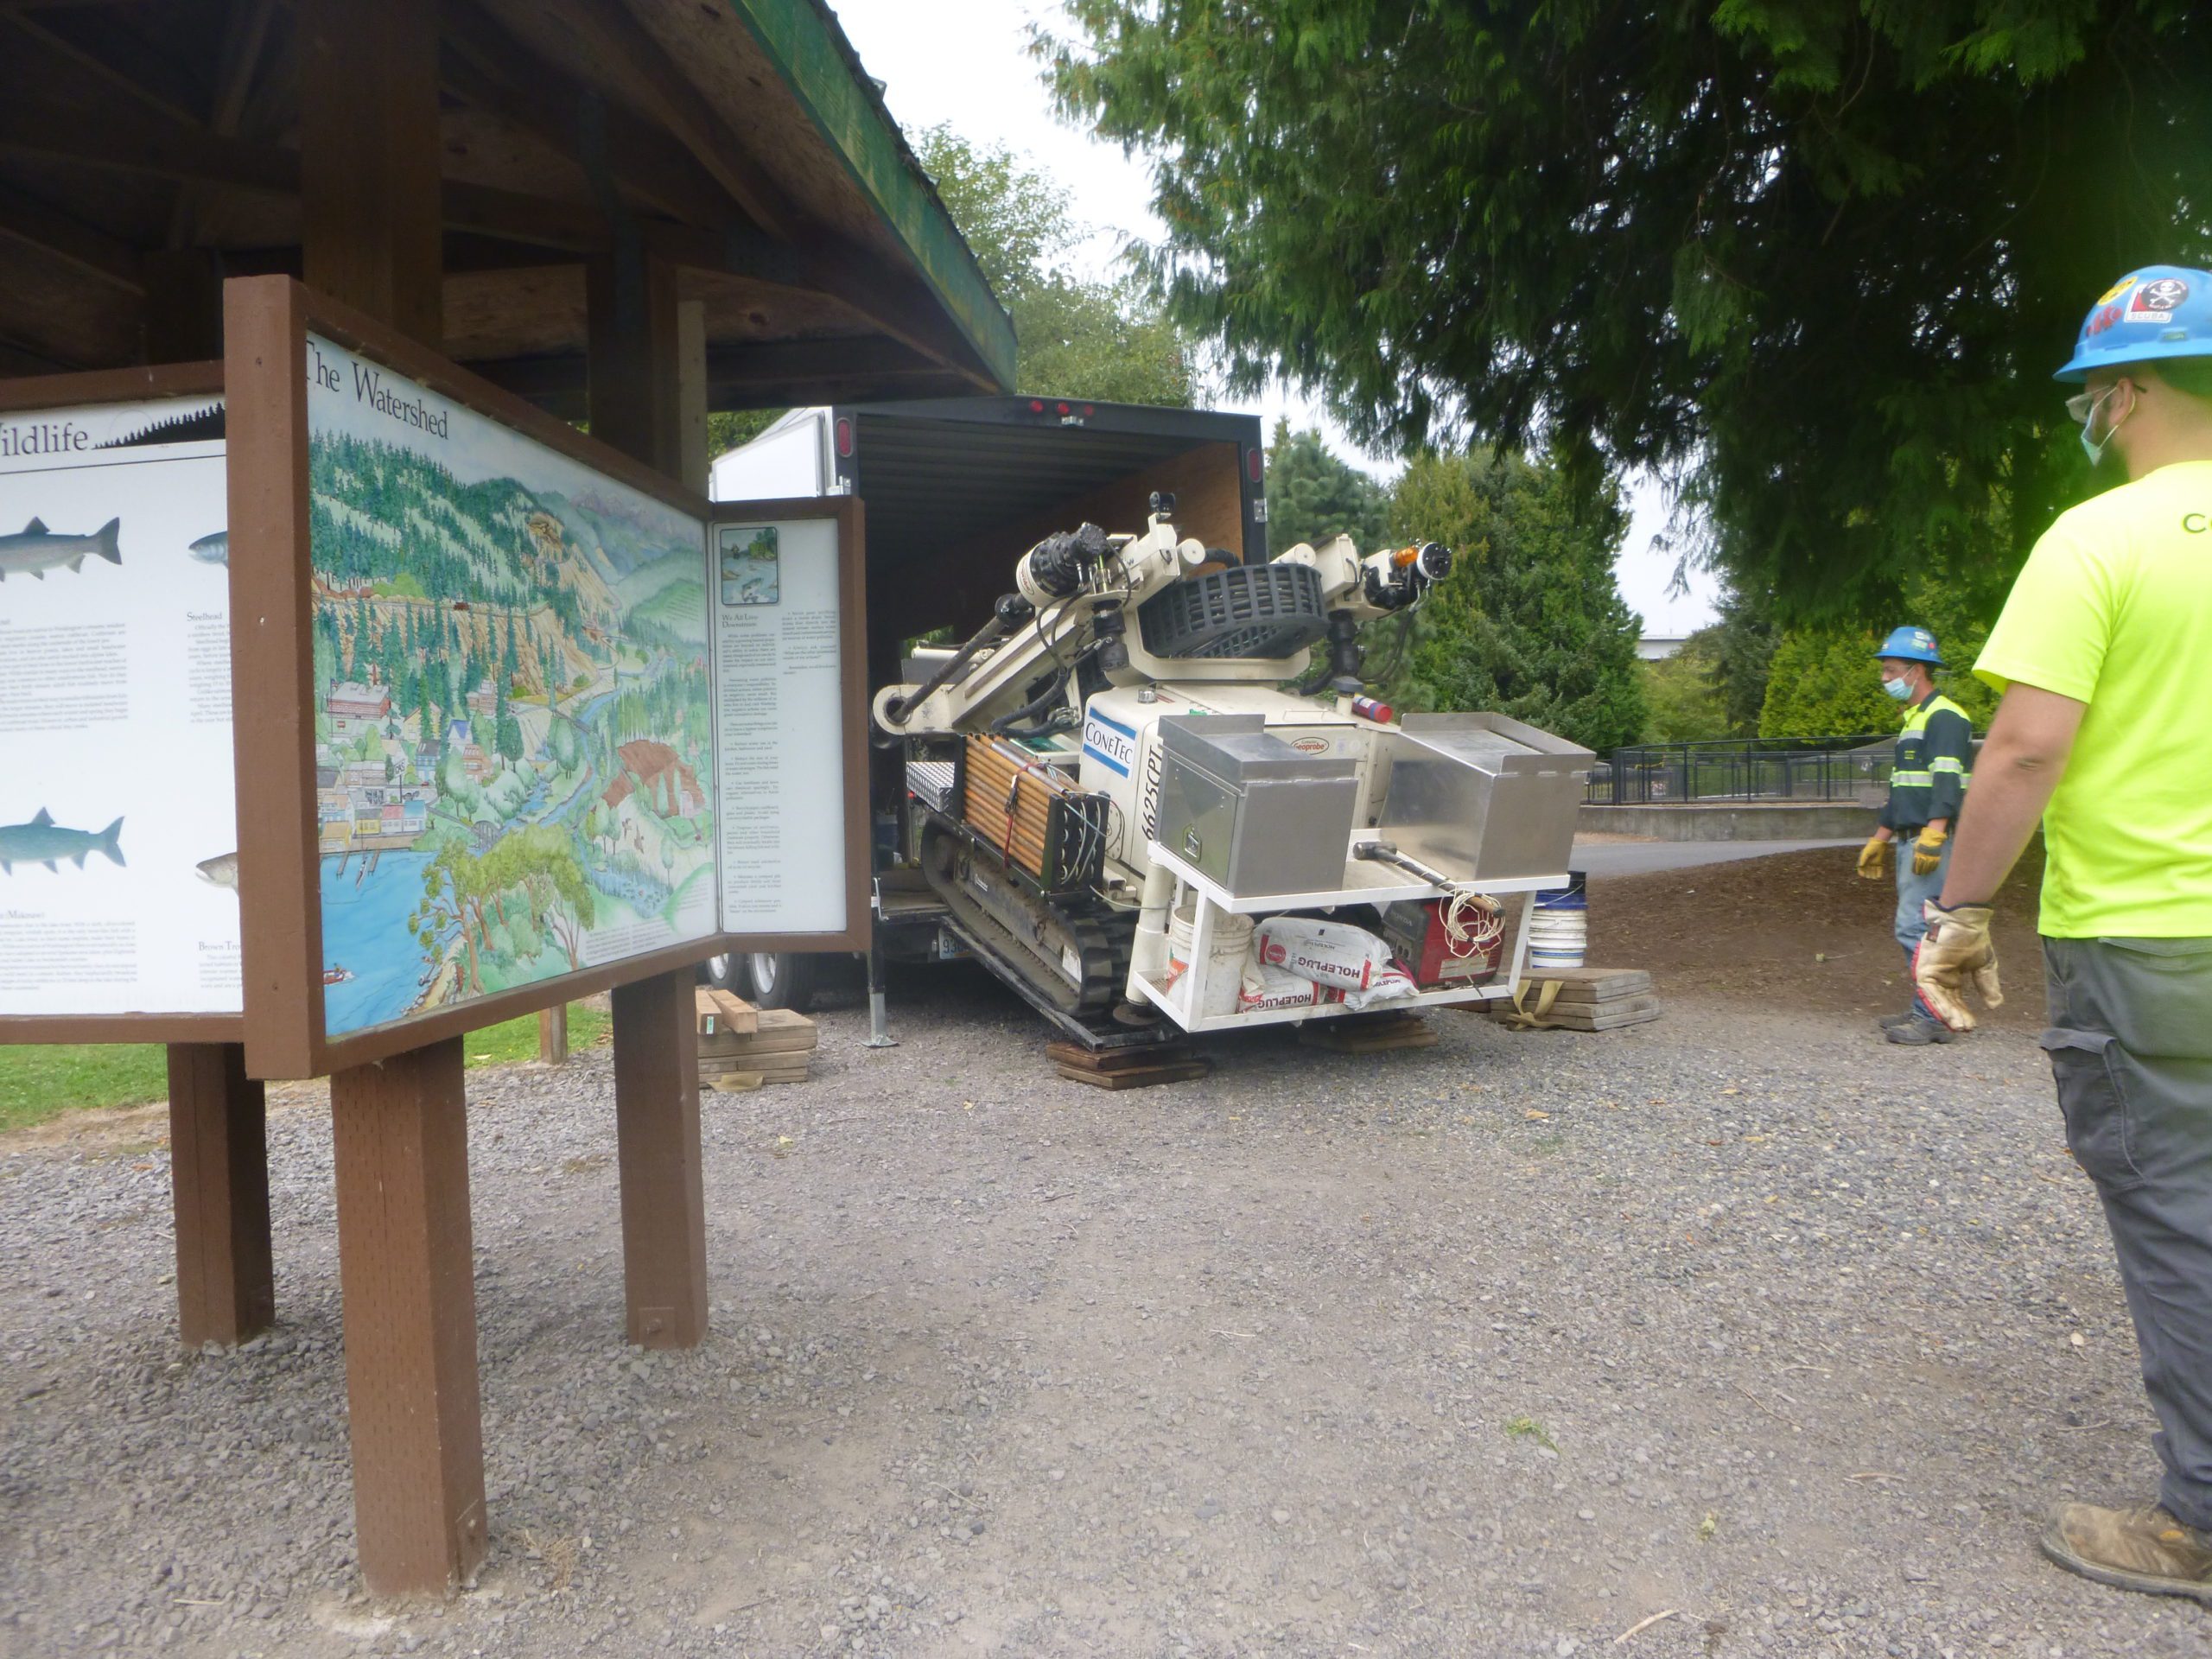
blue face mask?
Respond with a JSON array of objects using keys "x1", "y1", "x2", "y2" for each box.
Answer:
[{"x1": 1882, "y1": 677, "x2": 1913, "y2": 702}]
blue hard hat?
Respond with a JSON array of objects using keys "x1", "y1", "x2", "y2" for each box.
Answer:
[
  {"x1": 2054, "y1": 264, "x2": 2212, "y2": 383},
  {"x1": 1875, "y1": 626, "x2": 1944, "y2": 666}
]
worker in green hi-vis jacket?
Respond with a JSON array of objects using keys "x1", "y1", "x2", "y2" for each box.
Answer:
[{"x1": 1917, "y1": 264, "x2": 2212, "y2": 1606}]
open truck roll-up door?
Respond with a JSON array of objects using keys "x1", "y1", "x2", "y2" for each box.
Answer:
[{"x1": 707, "y1": 397, "x2": 1267, "y2": 1027}]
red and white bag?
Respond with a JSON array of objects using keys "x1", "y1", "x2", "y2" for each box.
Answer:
[
  {"x1": 1252, "y1": 916, "x2": 1396, "y2": 991},
  {"x1": 1237, "y1": 962, "x2": 1343, "y2": 1013}
]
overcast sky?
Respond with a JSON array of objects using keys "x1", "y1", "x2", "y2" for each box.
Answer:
[{"x1": 825, "y1": 0, "x2": 1720, "y2": 636}]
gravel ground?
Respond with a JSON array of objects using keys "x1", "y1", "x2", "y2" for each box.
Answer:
[{"x1": 3, "y1": 961, "x2": 2208, "y2": 1659}]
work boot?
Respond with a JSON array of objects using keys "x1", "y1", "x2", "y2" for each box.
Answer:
[
  {"x1": 1877, "y1": 1010, "x2": 1922, "y2": 1030},
  {"x1": 2040, "y1": 1502, "x2": 2212, "y2": 1604},
  {"x1": 1885, "y1": 1015, "x2": 1955, "y2": 1046}
]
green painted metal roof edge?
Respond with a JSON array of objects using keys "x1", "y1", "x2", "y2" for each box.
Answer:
[{"x1": 726, "y1": 0, "x2": 1017, "y2": 391}]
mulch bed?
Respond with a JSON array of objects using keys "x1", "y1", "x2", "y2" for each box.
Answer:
[{"x1": 1585, "y1": 842, "x2": 2047, "y2": 1033}]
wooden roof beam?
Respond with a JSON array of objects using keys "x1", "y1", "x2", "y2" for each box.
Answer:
[
  {"x1": 438, "y1": 6, "x2": 732, "y2": 233},
  {"x1": 652, "y1": 220, "x2": 1000, "y2": 392},
  {"x1": 0, "y1": 86, "x2": 297, "y2": 194},
  {"x1": 0, "y1": 181, "x2": 144, "y2": 292},
  {"x1": 543, "y1": 0, "x2": 798, "y2": 242},
  {"x1": 467, "y1": 334, "x2": 943, "y2": 400},
  {"x1": 0, "y1": 9, "x2": 207, "y2": 129}
]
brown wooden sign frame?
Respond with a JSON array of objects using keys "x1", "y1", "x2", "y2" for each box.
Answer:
[
  {"x1": 225, "y1": 277, "x2": 865, "y2": 1080},
  {"x1": 0, "y1": 360, "x2": 245, "y2": 1047},
  {"x1": 703, "y1": 495, "x2": 873, "y2": 956}
]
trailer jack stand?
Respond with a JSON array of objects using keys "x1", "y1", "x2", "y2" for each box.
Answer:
[{"x1": 862, "y1": 919, "x2": 898, "y2": 1048}]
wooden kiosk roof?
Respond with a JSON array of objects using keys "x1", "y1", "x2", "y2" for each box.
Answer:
[{"x1": 0, "y1": 0, "x2": 1017, "y2": 408}]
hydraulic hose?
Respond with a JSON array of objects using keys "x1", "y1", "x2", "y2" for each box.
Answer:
[
  {"x1": 884, "y1": 594, "x2": 1032, "y2": 728},
  {"x1": 988, "y1": 666, "x2": 1073, "y2": 736}
]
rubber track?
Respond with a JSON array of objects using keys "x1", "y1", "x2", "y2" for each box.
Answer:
[{"x1": 920, "y1": 820, "x2": 1135, "y2": 1017}]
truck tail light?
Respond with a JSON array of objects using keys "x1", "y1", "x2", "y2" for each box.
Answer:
[
  {"x1": 834, "y1": 416, "x2": 854, "y2": 458},
  {"x1": 1246, "y1": 447, "x2": 1263, "y2": 483}
]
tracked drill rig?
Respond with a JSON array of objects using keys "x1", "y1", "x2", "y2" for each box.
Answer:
[{"x1": 872, "y1": 495, "x2": 1590, "y2": 1045}]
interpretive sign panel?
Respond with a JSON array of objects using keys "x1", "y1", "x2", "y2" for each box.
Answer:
[
  {"x1": 0, "y1": 365, "x2": 245, "y2": 1042},
  {"x1": 709, "y1": 499, "x2": 868, "y2": 944},
  {"x1": 302, "y1": 331, "x2": 717, "y2": 1038},
  {"x1": 227, "y1": 279, "x2": 729, "y2": 1077}
]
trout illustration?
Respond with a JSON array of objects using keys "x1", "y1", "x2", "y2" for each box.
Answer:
[
  {"x1": 188, "y1": 531, "x2": 227, "y2": 566},
  {"x1": 0, "y1": 517, "x2": 122, "y2": 580},
  {"x1": 195, "y1": 851, "x2": 238, "y2": 889},
  {"x1": 0, "y1": 809, "x2": 125, "y2": 873}
]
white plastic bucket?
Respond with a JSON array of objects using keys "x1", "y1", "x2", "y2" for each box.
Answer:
[
  {"x1": 1166, "y1": 901, "x2": 1254, "y2": 1018},
  {"x1": 1528, "y1": 883, "x2": 1588, "y2": 971}
]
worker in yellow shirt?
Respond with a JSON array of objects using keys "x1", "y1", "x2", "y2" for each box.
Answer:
[
  {"x1": 1854, "y1": 626, "x2": 1974, "y2": 1044},
  {"x1": 1916, "y1": 264, "x2": 2212, "y2": 1604}
]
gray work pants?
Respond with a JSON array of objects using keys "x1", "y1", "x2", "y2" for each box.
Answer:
[{"x1": 2043, "y1": 936, "x2": 2212, "y2": 1530}]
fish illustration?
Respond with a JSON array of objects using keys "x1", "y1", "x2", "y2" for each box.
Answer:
[
  {"x1": 0, "y1": 809, "x2": 124, "y2": 873},
  {"x1": 0, "y1": 517, "x2": 122, "y2": 581},
  {"x1": 188, "y1": 531, "x2": 228, "y2": 566},
  {"x1": 195, "y1": 850, "x2": 238, "y2": 890}
]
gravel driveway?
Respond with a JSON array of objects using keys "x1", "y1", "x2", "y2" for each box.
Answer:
[{"x1": 3, "y1": 963, "x2": 2206, "y2": 1658}]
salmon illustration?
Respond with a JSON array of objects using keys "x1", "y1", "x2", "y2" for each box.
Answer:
[
  {"x1": 188, "y1": 531, "x2": 227, "y2": 566},
  {"x1": 0, "y1": 517, "x2": 122, "y2": 581},
  {"x1": 0, "y1": 809, "x2": 124, "y2": 873}
]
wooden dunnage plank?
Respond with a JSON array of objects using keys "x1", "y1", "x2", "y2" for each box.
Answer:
[{"x1": 1054, "y1": 1059, "x2": 1214, "y2": 1090}]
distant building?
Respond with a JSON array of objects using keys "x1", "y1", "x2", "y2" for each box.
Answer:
[
  {"x1": 1637, "y1": 635, "x2": 1688, "y2": 662},
  {"x1": 467, "y1": 681, "x2": 499, "y2": 720},
  {"x1": 327, "y1": 680, "x2": 392, "y2": 735}
]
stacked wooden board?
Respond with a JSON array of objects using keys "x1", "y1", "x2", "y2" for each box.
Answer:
[
  {"x1": 1046, "y1": 1040, "x2": 1212, "y2": 1090},
  {"x1": 962, "y1": 735, "x2": 1107, "y2": 889},
  {"x1": 1299, "y1": 1011, "x2": 1439, "y2": 1053},
  {"x1": 695, "y1": 988, "x2": 817, "y2": 1088},
  {"x1": 1481, "y1": 967, "x2": 1659, "y2": 1033}
]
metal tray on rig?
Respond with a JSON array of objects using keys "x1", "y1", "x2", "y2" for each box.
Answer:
[{"x1": 1374, "y1": 712, "x2": 1592, "y2": 883}]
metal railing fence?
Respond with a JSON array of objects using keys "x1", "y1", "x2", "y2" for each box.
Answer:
[{"x1": 1586, "y1": 735, "x2": 1893, "y2": 806}]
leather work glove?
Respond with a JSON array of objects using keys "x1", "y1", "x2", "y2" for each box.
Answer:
[
  {"x1": 1912, "y1": 823, "x2": 1948, "y2": 876},
  {"x1": 1856, "y1": 836, "x2": 1891, "y2": 880},
  {"x1": 1914, "y1": 901, "x2": 2003, "y2": 1032}
]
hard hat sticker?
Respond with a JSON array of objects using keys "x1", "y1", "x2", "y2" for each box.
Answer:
[
  {"x1": 2127, "y1": 277, "x2": 2190, "y2": 318},
  {"x1": 2097, "y1": 276, "x2": 2139, "y2": 305}
]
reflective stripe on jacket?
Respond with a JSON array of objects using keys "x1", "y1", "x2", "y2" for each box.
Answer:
[{"x1": 1882, "y1": 691, "x2": 1974, "y2": 832}]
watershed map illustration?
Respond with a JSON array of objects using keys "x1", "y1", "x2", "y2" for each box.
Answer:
[{"x1": 305, "y1": 334, "x2": 715, "y2": 1039}]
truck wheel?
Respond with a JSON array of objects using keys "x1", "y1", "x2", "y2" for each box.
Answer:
[
  {"x1": 700, "y1": 952, "x2": 741, "y2": 993},
  {"x1": 743, "y1": 950, "x2": 817, "y2": 1012}
]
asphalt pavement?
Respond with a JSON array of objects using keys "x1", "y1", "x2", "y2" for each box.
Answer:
[{"x1": 1567, "y1": 835, "x2": 1863, "y2": 878}]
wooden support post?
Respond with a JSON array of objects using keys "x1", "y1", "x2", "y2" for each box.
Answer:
[
  {"x1": 298, "y1": 0, "x2": 443, "y2": 348},
  {"x1": 677, "y1": 297, "x2": 709, "y2": 493},
  {"x1": 142, "y1": 247, "x2": 224, "y2": 363},
  {"x1": 611, "y1": 971, "x2": 708, "y2": 1348},
  {"x1": 587, "y1": 243, "x2": 682, "y2": 475},
  {"x1": 296, "y1": 0, "x2": 472, "y2": 1597},
  {"x1": 166, "y1": 1044, "x2": 274, "y2": 1346},
  {"x1": 330, "y1": 1039, "x2": 487, "y2": 1595},
  {"x1": 537, "y1": 1005, "x2": 569, "y2": 1065},
  {"x1": 593, "y1": 242, "x2": 709, "y2": 1351},
  {"x1": 143, "y1": 244, "x2": 271, "y2": 1350}
]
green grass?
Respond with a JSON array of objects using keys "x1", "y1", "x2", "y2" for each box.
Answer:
[{"x1": 0, "y1": 1002, "x2": 612, "y2": 1136}]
